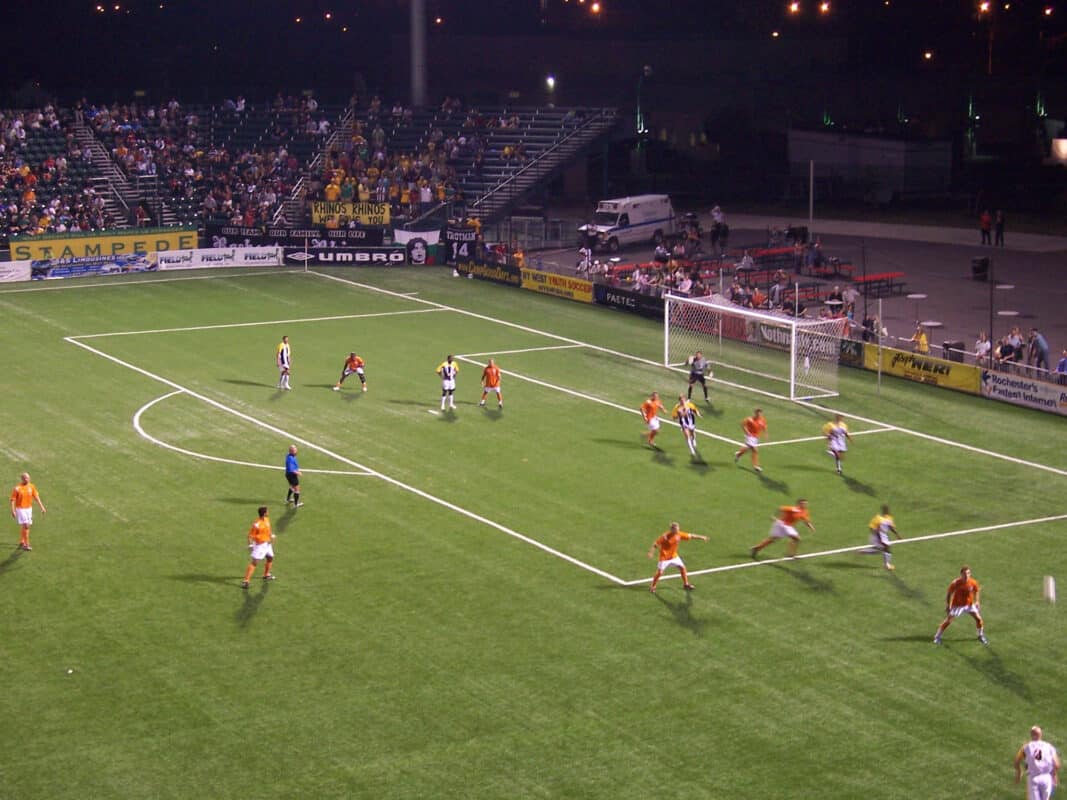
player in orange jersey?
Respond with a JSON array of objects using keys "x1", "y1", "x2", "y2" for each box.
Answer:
[
  {"x1": 750, "y1": 499, "x2": 814, "y2": 559},
  {"x1": 934, "y1": 565, "x2": 987, "y2": 644},
  {"x1": 333, "y1": 352, "x2": 366, "y2": 392},
  {"x1": 640, "y1": 391, "x2": 665, "y2": 448},
  {"x1": 242, "y1": 506, "x2": 276, "y2": 588},
  {"x1": 10, "y1": 472, "x2": 46, "y2": 551},
  {"x1": 734, "y1": 408, "x2": 767, "y2": 472},
  {"x1": 479, "y1": 358, "x2": 503, "y2": 408},
  {"x1": 647, "y1": 521, "x2": 708, "y2": 593}
]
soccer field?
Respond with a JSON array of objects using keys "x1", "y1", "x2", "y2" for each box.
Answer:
[{"x1": 1, "y1": 266, "x2": 1065, "y2": 799}]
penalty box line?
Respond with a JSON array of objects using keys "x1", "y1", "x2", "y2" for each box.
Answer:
[
  {"x1": 622, "y1": 513, "x2": 1067, "y2": 585},
  {"x1": 63, "y1": 335, "x2": 626, "y2": 586},
  {"x1": 308, "y1": 271, "x2": 1067, "y2": 480}
]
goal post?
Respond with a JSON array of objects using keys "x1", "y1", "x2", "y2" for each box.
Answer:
[{"x1": 663, "y1": 293, "x2": 847, "y2": 401}]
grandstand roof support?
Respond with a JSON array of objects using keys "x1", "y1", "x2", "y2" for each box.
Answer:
[{"x1": 410, "y1": 0, "x2": 427, "y2": 107}]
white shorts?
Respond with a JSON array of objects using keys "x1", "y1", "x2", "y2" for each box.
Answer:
[
  {"x1": 769, "y1": 521, "x2": 799, "y2": 540},
  {"x1": 343, "y1": 367, "x2": 364, "y2": 378},
  {"x1": 948, "y1": 604, "x2": 979, "y2": 617},
  {"x1": 250, "y1": 542, "x2": 274, "y2": 561},
  {"x1": 483, "y1": 386, "x2": 501, "y2": 395},
  {"x1": 441, "y1": 379, "x2": 456, "y2": 391},
  {"x1": 278, "y1": 363, "x2": 290, "y2": 373},
  {"x1": 869, "y1": 531, "x2": 890, "y2": 549},
  {"x1": 14, "y1": 507, "x2": 32, "y2": 526},
  {"x1": 647, "y1": 418, "x2": 661, "y2": 432},
  {"x1": 657, "y1": 556, "x2": 685, "y2": 572},
  {"x1": 1027, "y1": 773, "x2": 1054, "y2": 800},
  {"x1": 679, "y1": 420, "x2": 696, "y2": 432},
  {"x1": 830, "y1": 443, "x2": 847, "y2": 454},
  {"x1": 744, "y1": 434, "x2": 760, "y2": 448}
]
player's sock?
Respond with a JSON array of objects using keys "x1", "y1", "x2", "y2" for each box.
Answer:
[
  {"x1": 883, "y1": 552, "x2": 891, "y2": 568},
  {"x1": 441, "y1": 396, "x2": 446, "y2": 410},
  {"x1": 286, "y1": 489, "x2": 293, "y2": 502},
  {"x1": 293, "y1": 492, "x2": 300, "y2": 507},
  {"x1": 244, "y1": 564, "x2": 255, "y2": 582}
]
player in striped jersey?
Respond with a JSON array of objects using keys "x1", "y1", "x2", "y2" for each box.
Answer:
[
  {"x1": 859, "y1": 505, "x2": 900, "y2": 570},
  {"x1": 276, "y1": 335, "x2": 292, "y2": 390},
  {"x1": 671, "y1": 394, "x2": 702, "y2": 457},
  {"x1": 822, "y1": 414, "x2": 853, "y2": 474},
  {"x1": 436, "y1": 355, "x2": 459, "y2": 411}
]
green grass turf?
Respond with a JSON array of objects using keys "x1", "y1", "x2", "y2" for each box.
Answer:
[{"x1": 0, "y1": 266, "x2": 1064, "y2": 799}]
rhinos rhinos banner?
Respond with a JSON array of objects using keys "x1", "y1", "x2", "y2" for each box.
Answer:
[{"x1": 156, "y1": 247, "x2": 283, "y2": 270}]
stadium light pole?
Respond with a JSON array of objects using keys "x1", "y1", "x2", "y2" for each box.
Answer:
[
  {"x1": 636, "y1": 65, "x2": 652, "y2": 136},
  {"x1": 411, "y1": 0, "x2": 427, "y2": 106}
]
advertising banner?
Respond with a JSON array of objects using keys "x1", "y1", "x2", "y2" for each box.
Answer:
[
  {"x1": 520, "y1": 268, "x2": 594, "y2": 304},
  {"x1": 593, "y1": 284, "x2": 663, "y2": 319},
  {"x1": 309, "y1": 201, "x2": 390, "y2": 226},
  {"x1": 980, "y1": 370, "x2": 1067, "y2": 416},
  {"x1": 205, "y1": 224, "x2": 385, "y2": 249},
  {"x1": 156, "y1": 247, "x2": 282, "y2": 270},
  {"x1": 864, "y1": 346, "x2": 980, "y2": 394},
  {"x1": 10, "y1": 226, "x2": 197, "y2": 261},
  {"x1": 30, "y1": 253, "x2": 157, "y2": 280},
  {"x1": 455, "y1": 260, "x2": 522, "y2": 287},
  {"x1": 445, "y1": 227, "x2": 480, "y2": 265},
  {"x1": 283, "y1": 247, "x2": 407, "y2": 267},
  {"x1": 392, "y1": 228, "x2": 441, "y2": 246},
  {"x1": 0, "y1": 261, "x2": 31, "y2": 282}
]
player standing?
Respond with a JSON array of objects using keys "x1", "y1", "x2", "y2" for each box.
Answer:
[
  {"x1": 671, "y1": 394, "x2": 702, "y2": 457},
  {"x1": 647, "y1": 522, "x2": 708, "y2": 593},
  {"x1": 1014, "y1": 726, "x2": 1060, "y2": 800},
  {"x1": 479, "y1": 358, "x2": 503, "y2": 408},
  {"x1": 750, "y1": 499, "x2": 814, "y2": 559},
  {"x1": 284, "y1": 445, "x2": 303, "y2": 507},
  {"x1": 242, "y1": 506, "x2": 276, "y2": 588},
  {"x1": 333, "y1": 352, "x2": 367, "y2": 392},
  {"x1": 860, "y1": 504, "x2": 901, "y2": 570},
  {"x1": 686, "y1": 351, "x2": 712, "y2": 402},
  {"x1": 734, "y1": 408, "x2": 767, "y2": 472},
  {"x1": 276, "y1": 335, "x2": 292, "y2": 390},
  {"x1": 10, "y1": 472, "x2": 46, "y2": 551},
  {"x1": 934, "y1": 565, "x2": 988, "y2": 644},
  {"x1": 436, "y1": 355, "x2": 459, "y2": 411},
  {"x1": 640, "y1": 391, "x2": 664, "y2": 449},
  {"x1": 823, "y1": 413, "x2": 853, "y2": 474}
]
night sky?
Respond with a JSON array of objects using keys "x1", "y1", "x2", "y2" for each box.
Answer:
[{"x1": 5, "y1": 1, "x2": 1067, "y2": 102}]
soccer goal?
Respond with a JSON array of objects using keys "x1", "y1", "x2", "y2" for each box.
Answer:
[{"x1": 663, "y1": 293, "x2": 847, "y2": 400}]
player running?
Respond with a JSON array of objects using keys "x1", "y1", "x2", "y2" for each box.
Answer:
[
  {"x1": 333, "y1": 353, "x2": 366, "y2": 392},
  {"x1": 640, "y1": 391, "x2": 665, "y2": 449},
  {"x1": 242, "y1": 506, "x2": 276, "y2": 588},
  {"x1": 859, "y1": 504, "x2": 901, "y2": 571},
  {"x1": 436, "y1": 355, "x2": 459, "y2": 411},
  {"x1": 750, "y1": 499, "x2": 815, "y2": 559},
  {"x1": 934, "y1": 565, "x2": 988, "y2": 645},
  {"x1": 647, "y1": 522, "x2": 708, "y2": 593},
  {"x1": 686, "y1": 351, "x2": 712, "y2": 403},
  {"x1": 479, "y1": 358, "x2": 503, "y2": 408},
  {"x1": 276, "y1": 335, "x2": 291, "y2": 390},
  {"x1": 671, "y1": 394, "x2": 702, "y2": 457},
  {"x1": 823, "y1": 413, "x2": 853, "y2": 474},
  {"x1": 734, "y1": 408, "x2": 767, "y2": 472}
]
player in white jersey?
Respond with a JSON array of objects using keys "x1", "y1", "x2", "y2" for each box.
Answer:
[
  {"x1": 436, "y1": 355, "x2": 459, "y2": 411},
  {"x1": 276, "y1": 335, "x2": 292, "y2": 390},
  {"x1": 1015, "y1": 726, "x2": 1060, "y2": 800},
  {"x1": 822, "y1": 414, "x2": 852, "y2": 474}
]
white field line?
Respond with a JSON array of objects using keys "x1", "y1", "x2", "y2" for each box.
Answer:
[
  {"x1": 70, "y1": 308, "x2": 444, "y2": 339},
  {"x1": 66, "y1": 336, "x2": 625, "y2": 585},
  {"x1": 133, "y1": 391, "x2": 374, "y2": 476},
  {"x1": 309, "y1": 270, "x2": 1067, "y2": 479},
  {"x1": 624, "y1": 513, "x2": 1067, "y2": 585},
  {"x1": 458, "y1": 344, "x2": 585, "y2": 358},
  {"x1": 455, "y1": 355, "x2": 741, "y2": 447},
  {"x1": 0, "y1": 269, "x2": 291, "y2": 294},
  {"x1": 758, "y1": 426, "x2": 895, "y2": 448}
]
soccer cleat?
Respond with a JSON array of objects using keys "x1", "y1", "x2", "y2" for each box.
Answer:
[
  {"x1": 684, "y1": 583, "x2": 695, "y2": 591},
  {"x1": 19, "y1": 544, "x2": 32, "y2": 551},
  {"x1": 362, "y1": 385, "x2": 367, "y2": 392},
  {"x1": 649, "y1": 586, "x2": 656, "y2": 594},
  {"x1": 498, "y1": 402, "x2": 503, "y2": 408},
  {"x1": 885, "y1": 563, "x2": 895, "y2": 571},
  {"x1": 750, "y1": 547, "x2": 759, "y2": 559},
  {"x1": 933, "y1": 634, "x2": 942, "y2": 644},
  {"x1": 295, "y1": 502, "x2": 304, "y2": 508},
  {"x1": 241, "y1": 581, "x2": 249, "y2": 589},
  {"x1": 978, "y1": 632, "x2": 988, "y2": 645},
  {"x1": 479, "y1": 401, "x2": 485, "y2": 406},
  {"x1": 332, "y1": 386, "x2": 340, "y2": 391},
  {"x1": 754, "y1": 466, "x2": 763, "y2": 473},
  {"x1": 734, "y1": 452, "x2": 741, "y2": 464},
  {"x1": 263, "y1": 574, "x2": 275, "y2": 581}
]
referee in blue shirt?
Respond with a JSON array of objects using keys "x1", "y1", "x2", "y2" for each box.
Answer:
[{"x1": 285, "y1": 445, "x2": 303, "y2": 507}]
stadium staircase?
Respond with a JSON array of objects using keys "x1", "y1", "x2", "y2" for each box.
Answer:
[{"x1": 73, "y1": 120, "x2": 134, "y2": 228}]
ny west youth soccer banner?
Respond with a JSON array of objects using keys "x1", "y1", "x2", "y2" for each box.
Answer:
[
  {"x1": 520, "y1": 268, "x2": 594, "y2": 304},
  {"x1": 9, "y1": 226, "x2": 197, "y2": 261},
  {"x1": 863, "y1": 346, "x2": 980, "y2": 394},
  {"x1": 309, "y1": 201, "x2": 390, "y2": 226}
]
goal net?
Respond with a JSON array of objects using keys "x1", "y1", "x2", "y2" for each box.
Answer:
[{"x1": 664, "y1": 293, "x2": 846, "y2": 400}]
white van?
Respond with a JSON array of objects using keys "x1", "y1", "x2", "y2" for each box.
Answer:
[{"x1": 578, "y1": 194, "x2": 676, "y2": 253}]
